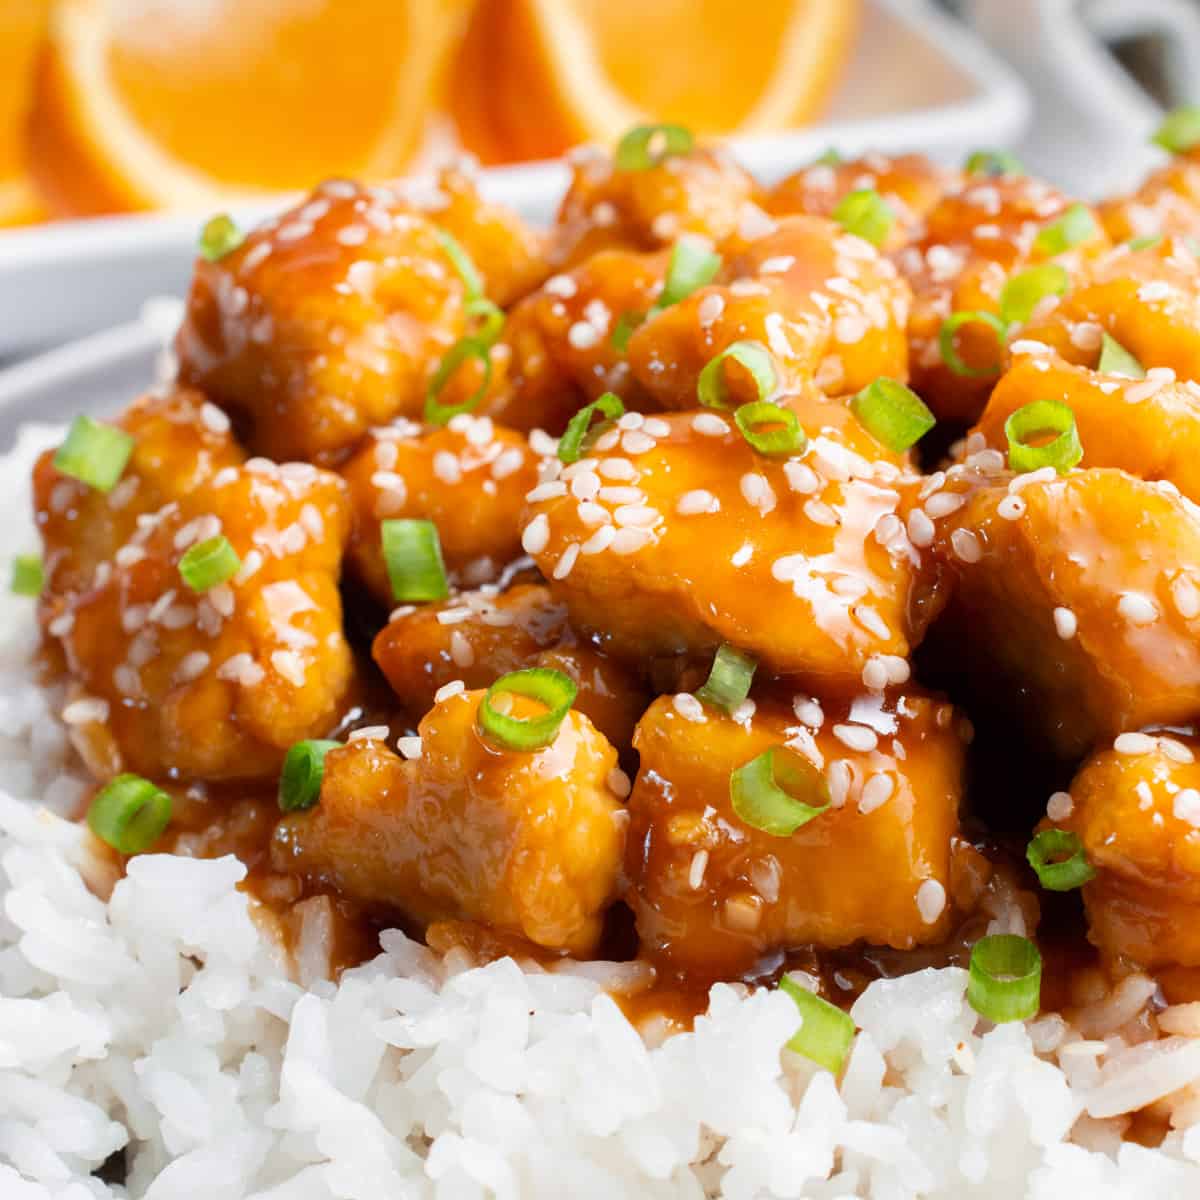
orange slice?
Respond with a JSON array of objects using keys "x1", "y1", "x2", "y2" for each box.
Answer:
[
  {"x1": 0, "y1": 0, "x2": 49, "y2": 226},
  {"x1": 29, "y1": 0, "x2": 475, "y2": 217},
  {"x1": 451, "y1": 0, "x2": 859, "y2": 164}
]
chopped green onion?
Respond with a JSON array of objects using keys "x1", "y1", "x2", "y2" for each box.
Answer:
[
  {"x1": 964, "y1": 149, "x2": 1024, "y2": 177},
  {"x1": 381, "y1": 519, "x2": 449, "y2": 603},
  {"x1": 278, "y1": 740, "x2": 340, "y2": 813},
  {"x1": 558, "y1": 393, "x2": 625, "y2": 464},
  {"x1": 938, "y1": 310, "x2": 1007, "y2": 379},
  {"x1": 654, "y1": 237, "x2": 721, "y2": 312},
  {"x1": 832, "y1": 188, "x2": 895, "y2": 247},
  {"x1": 779, "y1": 975, "x2": 856, "y2": 1074},
  {"x1": 198, "y1": 213, "x2": 243, "y2": 262},
  {"x1": 424, "y1": 336, "x2": 493, "y2": 425},
  {"x1": 697, "y1": 340, "x2": 776, "y2": 409},
  {"x1": 999, "y1": 264, "x2": 1069, "y2": 326},
  {"x1": 1026, "y1": 829, "x2": 1096, "y2": 892},
  {"x1": 696, "y1": 644, "x2": 757, "y2": 713},
  {"x1": 1097, "y1": 332, "x2": 1145, "y2": 379},
  {"x1": 465, "y1": 297, "x2": 505, "y2": 347},
  {"x1": 1034, "y1": 203, "x2": 1100, "y2": 256},
  {"x1": 815, "y1": 147, "x2": 843, "y2": 166},
  {"x1": 611, "y1": 311, "x2": 644, "y2": 352},
  {"x1": 477, "y1": 667, "x2": 577, "y2": 751},
  {"x1": 734, "y1": 401, "x2": 806, "y2": 457},
  {"x1": 437, "y1": 229, "x2": 485, "y2": 300},
  {"x1": 1127, "y1": 234, "x2": 1163, "y2": 252},
  {"x1": 178, "y1": 535, "x2": 241, "y2": 593},
  {"x1": 53, "y1": 415, "x2": 135, "y2": 493},
  {"x1": 1004, "y1": 399, "x2": 1083, "y2": 475},
  {"x1": 730, "y1": 746, "x2": 830, "y2": 837},
  {"x1": 614, "y1": 123, "x2": 694, "y2": 170},
  {"x1": 968, "y1": 934, "x2": 1042, "y2": 1023},
  {"x1": 850, "y1": 378, "x2": 936, "y2": 452},
  {"x1": 87, "y1": 774, "x2": 172, "y2": 855},
  {"x1": 10, "y1": 554, "x2": 42, "y2": 597},
  {"x1": 1153, "y1": 105, "x2": 1200, "y2": 155}
]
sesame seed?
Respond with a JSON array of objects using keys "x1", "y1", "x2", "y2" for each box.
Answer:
[
  {"x1": 1124, "y1": 377, "x2": 1166, "y2": 405},
  {"x1": 1173, "y1": 575, "x2": 1200, "y2": 619},
  {"x1": 853, "y1": 604, "x2": 890, "y2": 640},
  {"x1": 1114, "y1": 731, "x2": 1157, "y2": 756},
  {"x1": 48, "y1": 612, "x2": 75, "y2": 638},
  {"x1": 862, "y1": 658, "x2": 889, "y2": 690},
  {"x1": 688, "y1": 850, "x2": 709, "y2": 890},
  {"x1": 449, "y1": 630, "x2": 475, "y2": 667},
  {"x1": 1053, "y1": 607, "x2": 1077, "y2": 639},
  {"x1": 1160, "y1": 738, "x2": 1195, "y2": 764},
  {"x1": 827, "y1": 759, "x2": 852, "y2": 808},
  {"x1": 552, "y1": 543, "x2": 580, "y2": 579},
  {"x1": 691, "y1": 413, "x2": 728, "y2": 437},
  {"x1": 200, "y1": 402, "x2": 231, "y2": 434},
  {"x1": 997, "y1": 495, "x2": 1026, "y2": 521},
  {"x1": 617, "y1": 412, "x2": 645, "y2": 431},
  {"x1": 611, "y1": 527, "x2": 651, "y2": 555},
  {"x1": 492, "y1": 448, "x2": 525, "y2": 480},
  {"x1": 677, "y1": 489, "x2": 720, "y2": 516},
  {"x1": 924, "y1": 492, "x2": 966, "y2": 519},
  {"x1": 348, "y1": 725, "x2": 390, "y2": 742},
  {"x1": 794, "y1": 697, "x2": 823, "y2": 728},
  {"x1": 1174, "y1": 788, "x2": 1200, "y2": 827},
  {"x1": 576, "y1": 501, "x2": 611, "y2": 527},
  {"x1": 859, "y1": 772, "x2": 895, "y2": 814},
  {"x1": 607, "y1": 767, "x2": 632, "y2": 798},
  {"x1": 433, "y1": 450, "x2": 462, "y2": 485},
  {"x1": 783, "y1": 462, "x2": 819, "y2": 495},
  {"x1": 434, "y1": 679, "x2": 466, "y2": 703},
  {"x1": 643, "y1": 418, "x2": 671, "y2": 439},
  {"x1": 1008, "y1": 466, "x2": 1057, "y2": 493},
  {"x1": 176, "y1": 650, "x2": 211, "y2": 683},
  {"x1": 569, "y1": 471, "x2": 601, "y2": 501},
  {"x1": 598, "y1": 457, "x2": 637, "y2": 481},
  {"x1": 804, "y1": 499, "x2": 838, "y2": 527},
  {"x1": 723, "y1": 894, "x2": 762, "y2": 931},
  {"x1": 950, "y1": 529, "x2": 982, "y2": 563},
  {"x1": 614, "y1": 504, "x2": 658, "y2": 528},
  {"x1": 61, "y1": 697, "x2": 110, "y2": 726},
  {"x1": 526, "y1": 481, "x2": 567, "y2": 503},
  {"x1": 916, "y1": 879, "x2": 946, "y2": 924},
  {"x1": 567, "y1": 321, "x2": 600, "y2": 350},
  {"x1": 271, "y1": 650, "x2": 305, "y2": 687},
  {"x1": 1047, "y1": 791, "x2": 1074, "y2": 821},
  {"x1": 1138, "y1": 280, "x2": 1171, "y2": 302},
  {"x1": 732, "y1": 543, "x2": 753, "y2": 567},
  {"x1": 906, "y1": 509, "x2": 935, "y2": 548},
  {"x1": 673, "y1": 693, "x2": 706, "y2": 723},
  {"x1": 833, "y1": 724, "x2": 878, "y2": 752},
  {"x1": 597, "y1": 486, "x2": 645, "y2": 505},
  {"x1": 1118, "y1": 592, "x2": 1158, "y2": 625},
  {"x1": 622, "y1": 431, "x2": 656, "y2": 455},
  {"x1": 740, "y1": 473, "x2": 776, "y2": 514},
  {"x1": 521, "y1": 514, "x2": 550, "y2": 555}
]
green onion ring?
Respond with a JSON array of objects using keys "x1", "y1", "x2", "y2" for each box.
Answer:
[
  {"x1": 654, "y1": 237, "x2": 721, "y2": 311},
  {"x1": 730, "y1": 746, "x2": 830, "y2": 837},
  {"x1": 477, "y1": 668, "x2": 578, "y2": 751},
  {"x1": 87, "y1": 774, "x2": 172, "y2": 855},
  {"x1": 779, "y1": 975, "x2": 856, "y2": 1074},
  {"x1": 1034, "y1": 203, "x2": 1100, "y2": 257},
  {"x1": 968, "y1": 934, "x2": 1042, "y2": 1023},
  {"x1": 614, "y1": 123, "x2": 694, "y2": 170},
  {"x1": 1127, "y1": 234, "x2": 1164, "y2": 252},
  {"x1": 1097, "y1": 332, "x2": 1145, "y2": 379},
  {"x1": 178, "y1": 535, "x2": 241, "y2": 593},
  {"x1": 436, "y1": 229, "x2": 485, "y2": 300},
  {"x1": 1153, "y1": 105, "x2": 1200, "y2": 155},
  {"x1": 998, "y1": 264, "x2": 1069, "y2": 326},
  {"x1": 964, "y1": 149, "x2": 1024, "y2": 177},
  {"x1": 815, "y1": 147, "x2": 843, "y2": 166},
  {"x1": 466, "y1": 297, "x2": 505, "y2": 348},
  {"x1": 697, "y1": 340, "x2": 776, "y2": 409},
  {"x1": 832, "y1": 188, "x2": 895, "y2": 248},
  {"x1": 278, "y1": 740, "x2": 341, "y2": 813},
  {"x1": 558, "y1": 393, "x2": 625, "y2": 464},
  {"x1": 733, "y1": 401, "x2": 806, "y2": 457},
  {"x1": 198, "y1": 213, "x2": 244, "y2": 262},
  {"x1": 1026, "y1": 829, "x2": 1096, "y2": 892},
  {"x1": 696, "y1": 643, "x2": 757, "y2": 713},
  {"x1": 611, "y1": 311, "x2": 645, "y2": 352},
  {"x1": 938, "y1": 311, "x2": 1007, "y2": 379},
  {"x1": 424, "y1": 336, "x2": 493, "y2": 425},
  {"x1": 850, "y1": 377, "x2": 936, "y2": 452},
  {"x1": 53, "y1": 415, "x2": 136, "y2": 494},
  {"x1": 1004, "y1": 399, "x2": 1083, "y2": 475},
  {"x1": 381, "y1": 518, "x2": 449, "y2": 603},
  {"x1": 10, "y1": 554, "x2": 42, "y2": 597}
]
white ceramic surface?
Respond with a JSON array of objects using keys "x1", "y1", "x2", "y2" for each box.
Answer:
[{"x1": 0, "y1": 0, "x2": 1029, "y2": 359}]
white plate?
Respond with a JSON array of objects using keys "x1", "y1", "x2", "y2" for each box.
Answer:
[{"x1": 0, "y1": 0, "x2": 1028, "y2": 360}]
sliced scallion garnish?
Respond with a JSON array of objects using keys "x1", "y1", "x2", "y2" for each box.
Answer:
[
  {"x1": 53, "y1": 416, "x2": 135, "y2": 494},
  {"x1": 87, "y1": 774, "x2": 172, "y2": 855},
  {"x1": 655, "y1": 238, "x2": 721, "y2": 312},
  {"x1": 1127, "y1": 234, "x2": 1163, "y2": 252},
  {"x1": 424, "y1": 336, "x2": 493, "y2": 425},
  {"x1": 779, "y1": 975, "x2": 856, "y2": 1074},
  {"x1": 815, "y1": 147, "x2": 843, "y2": 166},
  {"x1": 466, "y1": 297, "x2": 505, "y2": 348},
  {"x1": 965, "y1": 149, "x2": 1024, "y2": 177},
  {"x1": 198, "y1": 213, "x2": 243, "y2": 262},
  {"x1": 381, "y1": 519, "x2": 449, "y2": 603},
  {"x1": 10, "y1": 554, "x2": 42, "y2": 597},
  {"x1": 850, "y1": 378, "x2": 936, "y2": 452},
  {"x1": 967, "y1": 934, "x2": 1042, "y2": 1023},
  {"x1": 558, "y1": 393, "x2": 625, "y2": 464},
  {"x1": 730, "y1": 747, "x2": 829, "y2": 837},
  {"x1": 832, "y1": 188, "x2": 894, "y2": 248},
  {"x1": 734, "y1": 401, "x2": 806, "y2": 457},
  {"x1": 998, "y1": 264, "x2": 1069, "y2": 326},
  {"x1": 1153, "y1": 105, "x2": 1200, "y2": 155},
  {"x1": 611, "y1": 311, "x2": 644, "y2": 352},
  {"x1": 696, "y1": 644, "x2": 756, "y2": 713},
  {"x1": 278, "y1": 739, "x2": 340, "y2": 813},
  {"x1": 697, "y1": 341, "x2": 776, "y2": 409},
  {"x1": 1004, "y1": 399, "x2": 1083, "y2": 475},
  {"x1": 1026, "y1": 829, "x2": 1096, "y2": 892},
  {"x1": 437, "y1": 229, "x2": 485, "y2": 301},
  {"x1": 614, "y1": 123, "x2": 694, "y2": 171},
  {"x1": 178, "y1": 535, "x2": 241, "y2": 593},
  {"x1": 477, "y1": 668, "x2": 577, "y2": 751},
  {"x1": 1097, "y1": 332, "x2": 1145, "y2": 379},
  {"x1": 1034, "y1": 203, "x2": 1099, "y2": 257},
  {"x1": 938, "y1": 310, "x2": 1007, "y2": 378}
]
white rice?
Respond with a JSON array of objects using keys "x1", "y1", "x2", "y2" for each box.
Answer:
[{"x1": 3, "y1": 425, "x2": 1200, "y2": 1198}]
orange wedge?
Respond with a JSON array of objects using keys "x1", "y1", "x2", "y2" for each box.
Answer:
[
  {"x1": 451, "y1": 0, "x2": 859, "y2": 164},
  {"x1": 0, "y1": 0, "x2": 49, "y2": 226},
  {"x1": 29, "y1": 0, "x2": 475, "y2": 217}
]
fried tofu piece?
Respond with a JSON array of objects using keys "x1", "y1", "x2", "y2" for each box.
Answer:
[
  {"x1": 1052, "y1": 733, "x2": 1200, "y2": 968},
  {"x1": 271, "y1": 688, "x2": 627, "y2": 954},
  {"x1": 626, "y1": 215, "x2": 911, "y2": 406},
  {"x1": 494, "y1": 247, "x2": 668, "y2": 433},
  {"x1": 975, "y1": 349, "x2": 1200, "y2": 501},
  {"x1": 340, "y1": 415, "x2": 543, "y2": 604},
  {"x1": 550, "y1": 142, "x2": 762, "y2": 269},
  {"x1": 33, "y1": 387, "x2": 244, "y2": 606},
  {"x1": 519, "y1": 389, "x2": 932, "y2": 690},
  {"x1": 176, "y1": 180, "x2": 470, "y2": 463},
  {"x1": 626, "y1": 691, "x2": 965, "y2": 978},
  {"x1": 1099, "y1": 156, "x2": 1200, "y2": 245},
  {"x1": 767, "y1": 152, "x2": 952, "y2": 250},
  {"x1": 46, "y1": 457, "x2": 355, "y2": 781},
  {"x1": 1018, "y1": 236, "x2": 1200, "y2": 382},
  {"x1": 933, "y1": 469, "x2": 1200, "y2": 758},
  {"x1": 898, "y1": 174, "x2": 1109, "y2": 423},
  {"x1": 372, "y1": 582, "x2": 649, "y2": 749}
]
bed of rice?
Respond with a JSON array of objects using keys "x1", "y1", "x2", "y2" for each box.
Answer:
[{"x1": 3, "y1": 424, "x2": 1200, "y2": 1199}]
